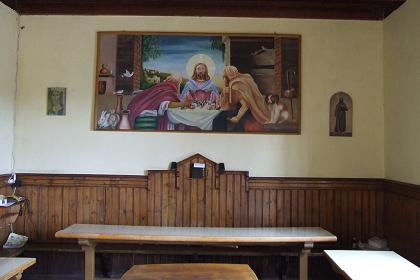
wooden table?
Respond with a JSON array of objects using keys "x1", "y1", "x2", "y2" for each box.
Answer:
[
  {"x1": 0, "y1": 257, "x2": 36, "y2": 280},
  {"x1": 121, "y1": 263, "x2": 258, "y2": 280},
  {"x1": 324, "y1": 250, "x2": 420, "y2": 280},
  {"x1": 55, "y1": 224, "x2": 337, "y2": 280}
]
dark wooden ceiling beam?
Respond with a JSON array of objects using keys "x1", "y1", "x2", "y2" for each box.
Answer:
[
  {"x1": 1, "y1": 0, "x2": 17, "y2": 10},
  {"x1": 0, "y1": 0, "x2": 406, "y2": 20}
]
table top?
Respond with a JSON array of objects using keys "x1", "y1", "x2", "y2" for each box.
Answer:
[
  {"x1": 55, "y1": 224, "x2": 337, "y2": 245},
  {"x1": 0, "y1": 257, "x2": 36, "y2": 280},
  {"x1": 324, "y1": 250, "x2": 420, "y2": 280},
  {"x1": 121, "y1": 263, "x2": 258, "y2": 280}
]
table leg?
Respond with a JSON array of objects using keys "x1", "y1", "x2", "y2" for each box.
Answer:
[
  {"x1": 299, "y1": 242, "x2": 313, "y2": 280},
  {"x1": 79, "y1": 239, "x2": 97, "y2": 280}
]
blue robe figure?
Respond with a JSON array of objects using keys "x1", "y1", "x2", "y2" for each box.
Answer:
[{"x1": 180, "y1": 63, "x2": 219, "y2": 105}]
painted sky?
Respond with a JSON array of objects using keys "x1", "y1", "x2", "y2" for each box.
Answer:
[{"x1": 142, "y1": 35, "x2": 225, "y2": 79}]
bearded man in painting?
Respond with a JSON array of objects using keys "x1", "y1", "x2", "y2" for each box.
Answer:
[
  {"x1": 180, "y1": 63, "x2": 219, "y2": 106},
  {"x1": 213, "y1": 65, "x2": 269, "y2": 131}
]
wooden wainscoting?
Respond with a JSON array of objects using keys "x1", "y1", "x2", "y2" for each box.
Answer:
[
  {"x1": 383, "y1": 180, "x2": 420, "y2": 265},
  {"x1": 6, "y1": 172, "x2": 384, "y2": 249}
]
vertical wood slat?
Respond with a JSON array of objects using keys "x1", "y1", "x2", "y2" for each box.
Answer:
[
  {"x1": 219, "y1": 174, "x2": 226, "y2": 227},
  {"x1": 240, "y1": 175, "x2": 248, "y2": 227},
  {"x1": 262, "y1": 190, "x2": 270, "y2": 227},
  {"x1": 348, "y1": 190, "x2": 356, "y2": 242},
  {"x1": 305, "y1": 190, "x2": 312, "y2": 227},
  {"x1": 181, "y1": 163, "x2": 190, "y2": 227},
  {"x1": 284, "y1": 190, "x2": 291, "y2": 227},
  {"x1": 197, "y1": 169, "x2": 205, "y2": 227},
  {"x1": 226, "y1": 174, "x2": 234, "y2": 227},
  {"x1": 154, "y1": 173, "x2": 162, "y2": 226},
  {"x1": 333, "y1": 190, "x2": 342, "y2": 246},
  {"x1": 161, "y1": 173, "x2": 169, "y2": 227},
  {"x1": 341, "y1": 190, "x2": 349, "y2": 248},
  {"x1": 147, "y1": 174, "x2": 155, "y2": 226},
  {"x1": 39, "y1": 186, "x2": 49, "y2": 240},
  {"x1": 211, "y1": 181, "x2": 219, "y2": 227},
  {"x1": 140, "y1": 188, "x2": 148, "y2": 226},
  {"x1": 326, "y1": 190, "x2": 334, "y2": 232},
  {"x1": 354, "y1": 190, "x2": 362, "y2": 240},
  {"x1": 248, "y1": 189, "x2": 256, "y2": 227},
  {"x1": 312, "y1": 190, "x2": 320, "y2": 227},
  {"x1": 298, "y1": 190, "x2": 305, "y2": 227},
  {"x1": 291, "y1": 190, "x2": 298, "y2": 226},
  {"x1": 26, "y1": 186, "x2": 40, "y2": 240},
  {"x1": 133, "y1": 187, "x2": 141, "y2": 226},
  {"x1": 167, "y1": 173, "x2": 176, "y2": 227},
  {"x1": 376, "y1": 190, "x2": 384, "y2": 237},
  {"x1": 125, "y1": 187, "x2": 134, "y2": 225},
  {"x1": 362, "y1": 190, "x2": 370, "y2": 241},
  {"x1": 369, "y1": 190, "x2": 376, "y2": 238},
  {"x1": 269, "y1": 190, "x2": 276, "y2": 227},
  {"x1": 205, "y1": 170, "x2": 213, "y2": 227},
  {"x1": 175, "y1": 171, "x2": 183, "y2": 227},
  {"x1": 119, "y1": 187, "x2": 127, "y2": 225},
  {"x1": 190, "y1": 172, "x2": 198, "y2": 227},
  {"x1": 233, "y1": 175, "x2": 241, "y2": 227},
  {"x1": 255, "y1": 190, "x2": 263, "y2": 227},
  {"x1": 276, "y1": 190, "x2": 284, "y2": 227}
]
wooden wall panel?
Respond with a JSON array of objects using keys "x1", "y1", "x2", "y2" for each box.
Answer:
[
  {"x1": 384, "y1": 180, "x2": 420, "y2": 265},
  {"x1": 7, "y1": 171, "x2": 384, "y2": 250},
  {"x1": 4, "y1": 169, "x2": 420, "y2": 269}
]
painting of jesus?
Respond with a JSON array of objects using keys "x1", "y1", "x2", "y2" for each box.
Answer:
[{"x1": 93, "y1": 32, "x2": 301, "y2": 134}]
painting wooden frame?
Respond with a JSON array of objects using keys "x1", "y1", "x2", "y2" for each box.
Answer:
[{"x1": 93, "y1": 32, "x2": 301, "y2": 134}]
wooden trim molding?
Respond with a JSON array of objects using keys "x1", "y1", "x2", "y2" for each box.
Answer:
[
  {"x1": 383, "y1": 179, "x2": 420, "y2": 200},
  {"x1": 13, "y1": 173, "x2": 148, "y2": 189},
  {"x1": 249, "y1": 177, "x2": 383, "y2": 190}
]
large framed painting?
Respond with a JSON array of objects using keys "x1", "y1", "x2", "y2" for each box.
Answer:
[{"x1": 94, "y1": 32, "x2": 301, "y2": 134}]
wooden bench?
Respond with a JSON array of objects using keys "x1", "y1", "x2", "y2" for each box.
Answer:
[
  {"x1": 0, "y1": 257, "x2": 36, "y2": 280},
  {"x1": 121, "y1": 263, "x2": 258, "y2": 280},
  {"x1": 55, "y1": 224, "x2": 337, "y2": 280},
  {"x1": 324, "y1": 250, "x2": 420, "y2": 280}
]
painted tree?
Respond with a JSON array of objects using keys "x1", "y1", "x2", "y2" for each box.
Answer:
[
  {"x1": 210, "y1": 36, "x2": 225, "y2": 60},
  {"x1": 141, "y1": 35, "x2": 161, "y2": 62}
]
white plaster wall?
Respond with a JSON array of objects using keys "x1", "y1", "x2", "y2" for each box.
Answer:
[
  {"x1": 14, "y1": 16, "x2": 384, "y2": 177},
  {"x1": 0, "y1": 3, "x2": 18, "y2": 174},
  {"x1": 384, "y1": 0, "x2": 420, "y2": 185}
]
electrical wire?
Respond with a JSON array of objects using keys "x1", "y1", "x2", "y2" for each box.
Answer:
[{"x1": 10, "y1": 12, "x2": 21, "y2": 178}]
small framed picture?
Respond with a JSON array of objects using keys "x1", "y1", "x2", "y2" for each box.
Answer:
[{"x1": 47, "y1": 87, "x2": 66, "y2": 116}]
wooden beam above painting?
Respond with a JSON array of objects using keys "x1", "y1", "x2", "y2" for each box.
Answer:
[{"x1": 1, "y1": 0, "x2": 406, "y2": 20}]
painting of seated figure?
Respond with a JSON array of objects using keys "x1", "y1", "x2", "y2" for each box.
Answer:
[{"x1": 94, "y1": 32, "x2": 301, "y2": 134}]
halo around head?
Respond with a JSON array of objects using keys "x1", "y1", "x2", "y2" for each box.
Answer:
[{"x1": 186, "y1": 54, "x2": 216, "y2": 79}]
